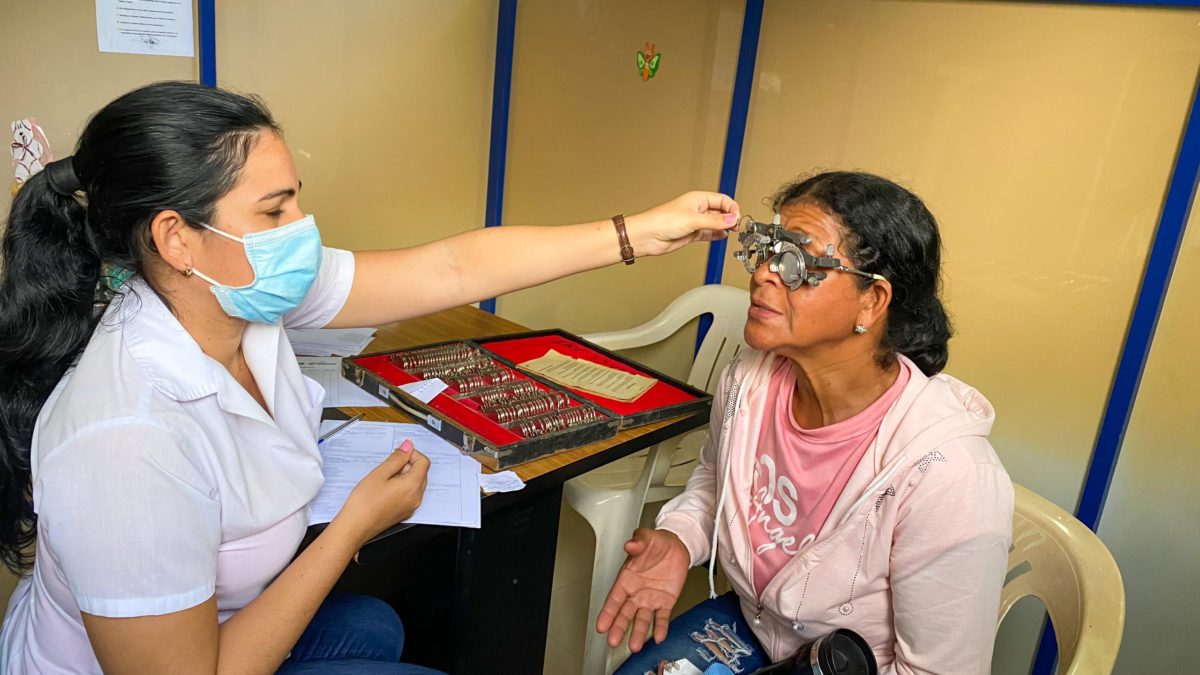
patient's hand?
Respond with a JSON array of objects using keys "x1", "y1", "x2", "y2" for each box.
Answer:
[{"x1": 596, "y1": 528, "x2": 691, "y2": 653}]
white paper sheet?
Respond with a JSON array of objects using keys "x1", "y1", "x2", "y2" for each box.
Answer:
[
  {"x1": 96, "y1": 0, "x2": 195, "y2": 57},
  {"x1": 480, "y1": 471, "x2": 525, "y2": 494},
  {"x1": 297, "y1": 357, "x2": 388, "y2": 408},
  {"x1": 287, "y1": 328, "x2": 377, "y2": 357},
  {"x1": 398, "y1": 378, "x2": 449, "y2": 404},
  {"x1": 308, "y1": 421, "x2": 481, "y2": 529}
]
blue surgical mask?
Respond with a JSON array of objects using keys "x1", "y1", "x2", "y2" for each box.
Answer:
[{"x1": 190, "y1": 214, "x2": 323, "y2": 324}]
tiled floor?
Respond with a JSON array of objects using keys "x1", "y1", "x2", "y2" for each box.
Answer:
[{"x1": 543, "y1": 500, "x2": 720, "y2": 675}]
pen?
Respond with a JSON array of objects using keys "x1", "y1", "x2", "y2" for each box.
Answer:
[{"x1": 317, "y1": 413, "x2": 364, "y2": 446}]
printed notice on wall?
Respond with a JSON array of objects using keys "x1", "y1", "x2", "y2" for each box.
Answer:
[{"x1": 96, "y1": 0, "x2": 195, "y2": 57}]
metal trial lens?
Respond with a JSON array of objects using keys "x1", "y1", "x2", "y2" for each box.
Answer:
[{"x1": 733, "y1": 214, "x2": 884, "y2": 290}]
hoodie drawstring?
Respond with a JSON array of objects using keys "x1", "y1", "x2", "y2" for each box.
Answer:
[
  {"x1": 707, "y1": 457, "x2": 733, "y2": 599},
  {"x1": 706, "y1": 352, "x2": 746, "y2": 600}
]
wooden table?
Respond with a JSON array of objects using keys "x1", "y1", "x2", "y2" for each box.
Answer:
[{"x1": 314, "y1": 306, "x2": 707, "y2": 674}]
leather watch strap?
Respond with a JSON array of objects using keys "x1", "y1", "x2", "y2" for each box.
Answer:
[{"x1": 612, "y1": 214, "x2": 635, "y2": 265}]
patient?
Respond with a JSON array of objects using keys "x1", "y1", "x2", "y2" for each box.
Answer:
[{"x1": 598, "y1": 171, "x2": 1014, "y2": 674}]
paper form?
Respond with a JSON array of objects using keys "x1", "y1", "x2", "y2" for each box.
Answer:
[
  {"x1": 297, "y1": 357, "x2": 388, "y2": 408},
  {"x1": 287, "y1": 328, "x2": 377, "y2": 357},
  {"x1": 96, "y1": 0, "x2": 195, "y2": 57},
  {"x1": 518, "y1": 349, "x2": 656, "y2": 402},
  {"x1": 308, "y1": 421, "x2": 481, "y2": 529}
]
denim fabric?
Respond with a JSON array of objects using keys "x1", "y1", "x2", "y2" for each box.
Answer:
[
  {"x1": 276, "y1": 593, "x2": 444, "y2": 674},
  {"x1": 613, "y1": 593, "x2": 768, "y2": 675}
]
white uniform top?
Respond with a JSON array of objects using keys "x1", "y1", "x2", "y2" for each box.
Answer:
[{"x1": 0, "y1": 247, "x2": 355, "y2": 674}]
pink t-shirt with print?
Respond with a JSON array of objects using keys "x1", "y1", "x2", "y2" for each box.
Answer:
[{"x1": 747, "y1": 357, "x2": 910, "y2": 596}]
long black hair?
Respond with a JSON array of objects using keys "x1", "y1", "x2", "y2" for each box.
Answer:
[
  {"x1": 771, "y1": 171, "x2": 952, "y2": 376},
  {"x1": 0, "y1": 81, "x2": 279, "y2": 574}
]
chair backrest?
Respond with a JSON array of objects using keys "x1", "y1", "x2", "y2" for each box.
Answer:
[
  {"x1": 582, "y1": 285, "x2": 749, "y2": 491},
  {"x1": 678, "y1": 285, "x2": 751, "y2": 393},
  {"x1": 583, "y1": 284, "x2": 750, "y2": 393},
  {"x1": 1000, "y1": 484, "x2": 1125, "y2": 674}
]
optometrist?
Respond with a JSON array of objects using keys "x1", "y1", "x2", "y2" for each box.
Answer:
[{"x1": 0, "y1": 82, "x2": 739, "y2": 675}]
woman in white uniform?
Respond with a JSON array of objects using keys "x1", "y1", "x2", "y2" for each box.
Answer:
[{"x1": 0, "y1": 82, "x2": 739, "y2": 674}]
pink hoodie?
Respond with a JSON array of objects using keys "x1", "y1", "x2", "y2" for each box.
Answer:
[{"x1": 656, "y1": 349, "x2": 1013, "y2": 674}]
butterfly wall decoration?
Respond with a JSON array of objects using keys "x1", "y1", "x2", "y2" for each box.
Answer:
[{"x1": 637, "y1": 43, "x2": 660, "y2": 81}]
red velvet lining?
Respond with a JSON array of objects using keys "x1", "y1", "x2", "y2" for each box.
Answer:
[
  {"x1": 477, "y1": 335, "x2": 699, "y2": 415},
  {"x1": 352, "y1": 354, "x2": 581, "y2": 446},
  {"x1": 351, "y1": 336, "x2": 699, "y2": 447}
]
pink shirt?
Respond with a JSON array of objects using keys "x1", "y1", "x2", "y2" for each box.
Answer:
[
  {"x1": 747, "y1": 358, "x2": 909, "y2": 596},
  {"x1": 657, "y1": 350, "x2": 1013, "y2": 671}
]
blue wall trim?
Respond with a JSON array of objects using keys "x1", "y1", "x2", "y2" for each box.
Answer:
[
  {"x1": 1051, "y1": 0, "x2": 1200, "y2": 6},
  {"x1": 479, "y1": 0, "x2": 518, "y2": 315},
  {"x1": 1031, "y1": 69, "x2": 1200, "y2": 675},
  {"x1": 703, "y1": 0, "x2": 764, "y2": 289},
  {"x1": 1077, "y1": 73, "x2": 1200, "y2": 531},
  {"x1": 697, "y1": 0, "x2": 764, "y2": 350},
  {"x1": 1030, "y1": 621, "x2": 1060, "y2": 675},
  {"x1": 198, "y1": 0, "x2": 216, "y2": 87}
]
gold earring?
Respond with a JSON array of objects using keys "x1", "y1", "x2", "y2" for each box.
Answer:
[{"x1": 183, "y1": 267, "x2": 194, "y2": 277}]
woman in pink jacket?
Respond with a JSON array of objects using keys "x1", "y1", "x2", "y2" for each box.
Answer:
[{"x1": 599, "y1": 172, "x2": 1014, "y2": 675}]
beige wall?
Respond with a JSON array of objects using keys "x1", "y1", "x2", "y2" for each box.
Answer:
[
  {"x1": 214, "y1": 0, "x2": 496, "y2": 252},
  {"x1": 727, "y1": 2, "x2": 1200, "y2": 672},
  {"x1": 0, "y1": 0, "x2": 197, "y2": 226},
  {"x1": 733, "y1": 0, "x2": 1200, "y2": 510},
  {"x1": 498, "y1": 0, "x2": 746, "y2": 378},
  {"x1": 1099, "y1": 201, "x2": 1200, "y2": 672},
  {"x1": 1, "y1": 0, "x2": 198, "y2": 616}
]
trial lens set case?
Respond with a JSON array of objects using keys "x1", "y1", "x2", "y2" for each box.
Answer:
[{"x1": 341, "y1": 330, "x2": 712, "y2": 469}]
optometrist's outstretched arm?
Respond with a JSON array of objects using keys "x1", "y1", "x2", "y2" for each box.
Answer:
[{"x1": 327, "y1": 191, "x2": 739, "y2": 328}]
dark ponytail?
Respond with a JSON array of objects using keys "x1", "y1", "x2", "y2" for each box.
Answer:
[
  {"x1": 0, "y1": 169, "x2": 97, "y2": 573},
  {"x1": 771, "y1": 171, "x2": 952, "y2": 376},
  {"x1": 0, "y1": 81, "x2": 278, "y2": 574}
]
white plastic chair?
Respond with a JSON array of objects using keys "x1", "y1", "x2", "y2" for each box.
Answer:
[
  {"x1": 1000, "y1": 484, "x2": 1125, "y2": 674},
  {"x1": 565, "y1": 284, "x2": 750, "y2": 675}
]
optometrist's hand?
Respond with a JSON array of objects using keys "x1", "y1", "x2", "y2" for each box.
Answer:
[
  {"x1": 596, "y1": 528, "x2": 692, "y2": 653},
  {"x1": 625, "y1": 191, "x2": 741, "y2": 257},
  {"x1": 334, "y1": 440, "x2": 430, "y2": 547}
]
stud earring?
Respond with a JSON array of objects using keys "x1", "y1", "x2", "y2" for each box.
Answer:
[
  {"x1": 183, "y1": 267, "x2": 194, "y2": 278},
  {"x1": 854, "y1": 324, "x2": 868, "y2": 334}
]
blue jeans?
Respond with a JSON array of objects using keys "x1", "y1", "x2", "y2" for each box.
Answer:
[
  {"x1": 276, "y1": 593, "x2": 444, "y2": 674},
  {"x1": 613, "y1": 593, "x2": 769, "y2": 675}
]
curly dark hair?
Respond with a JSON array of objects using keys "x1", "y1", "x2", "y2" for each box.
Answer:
[{"x1": 771, "y1": 171, "x2": 952, "y2": 376}]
